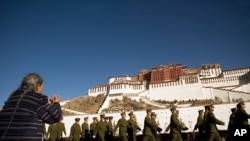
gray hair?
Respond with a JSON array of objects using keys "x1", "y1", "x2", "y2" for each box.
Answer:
[{"x1": 20, "y1": 73, "x2": 43, "y2": 91}]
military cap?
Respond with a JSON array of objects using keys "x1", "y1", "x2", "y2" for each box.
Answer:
[
  {"x1": 146, "y1": 109, "x2": 152, "y2": 112},
  {"x1": 151, "y1": 112, "x2": 157, "y2": 116},
  {"x1": 75, "y1": 118, "x2": 80, "y2": 121},
  {"x1": 239, "y1": 101, "x2": 245, "y2": 105},
  {"x1": 128, "y1": 112, "x2": 134, "y2": 116},
  {"x1": 109, "y1": 116, "x2": 113, "y2": 119},
  {"x1": 84, "y1": 117, "x2": 88, "y2": 120},
  {"x1": 204, "y1": 105, "x2": 210, "y2": 110},
  {"x1": 93, "y1": 117, "x2": 97, "y2": 120},
  {"x1": 231, "y1": 108, "x2": 236, "y2": 112},
  {"x1": 100, "y1": 114, "x2": 105, "y2": 118},
  {"x1": 237, "y1": 101, "x2": 245, "y2": 109},
  {"x1": 121, "y1": 112, "x2": 126, "y2": 115},
  {"x1": 104, "y1": 116, "x2": 109, "y2": 120},
  {"x1": 198, "y1": 110, "x2": 204, "y2": 113}
]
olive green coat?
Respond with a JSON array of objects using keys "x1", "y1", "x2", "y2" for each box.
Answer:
[
  {"x1": 107, "y1": 121, "x2": 113, "y2": 133},
  {"x1": 169, "y1": 114, "x2": 185, "y2": 141},
  {"x1": 194, "y1": 115, "x2": 204, "y2": 131},
  {"x1": 234, "y1": 109, "x2": 250, "y2": 127},
  {"x1": 90, "y1": 122, "x2": 97, "y2": 137},
  {"x1": 70, "y1": 123, "x2": 81, "y2": 141},
  {"x1": 94, "y1": 121, "x2": 107, "y2": 141},
  {"x1": 127, "y1": 119, "x2": 140, "y2": 141},
  {"x1": 142, "y1": 116, "x2": 158, "y2": 141},
  {"x1": 57, "y1": 122, "x2": 66, "y2": 138},
  {"x1": 205, "y1": 111, "x2": 225, "y2": 141},
  {"x1": 81, "y1": 122, "x2": 90, "y2": 136},
  {"x1": 46, "y1": 123, "x2": 58, "y2": 141},
  {"x1": 114, "y1": 118, "x2": 128, "y2": 141},
  {"x1": 205, "y1": 112, "x2": 224, "y2": 133}
]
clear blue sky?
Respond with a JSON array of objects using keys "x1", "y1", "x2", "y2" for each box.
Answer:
[{"x1": 1, "y1": 0, "x2": 250, "y2": 107}]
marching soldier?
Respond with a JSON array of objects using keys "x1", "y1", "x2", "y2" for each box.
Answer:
[
  {"x1": 205, "y1": 104, "x2": 225, "y2": 141},
  {"x1": 193, "y1": 110, "x2": 205, "y2": 141},
  {"x1": 106, "y1": 116, "x2": 114, "y2": 141},
  {"x1": 234, "y1": 101, "x2": 250, "y2": 128},
  {"x1": 114, "y1": 112, "x2": 128, "y2": 141},
  {"x1": 233, "y1": 101, "x2": 250, "y2": 141},
  {"x1": 169, "y1": 107, "x2": 188, "y2": 141},
  {"x1": 127, "y1": 112, "x2": 141, "y2": 141},
  {"x1": 142, "y1": 109, "x2": 158, "y2": 141},
  {"x1": 70, "y1": 118, "x2": 82, "y2": 141},
  {"x1": 227, "y1": 107, "x2": 237, "y2": 141},
  {"x1": 57, "y1": 118, "x2": 66, "y2": 141},
  {"x1": 81, "y1": 117, "x2": 90, "y2": 141},
  {"x1": 90, "y1": 117, "x2": 98, "y2": 141},
  {"x1": 46, "y1": 123, "x2": 58, "y2": 141},
  {"x1": 151, "y1": 112, "x2": 162, "y2": 141},
  {"x1": 104, "y1": 116, "x2": 110, "y2": 141},
  {"x1": 94, "y1": 114, "x2": 107, "y2": 141}
]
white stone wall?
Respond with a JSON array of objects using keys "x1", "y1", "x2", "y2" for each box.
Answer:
[
  {"x1": 202, "y1": 87, "x2": 250, "y2": 102},
  {"x1": 233, "y1": 83, "x2": 250, "y2": 93},
  {"x1": 109, "y1": 76, "x2": 131, "y2": 84},
  {"x1": 109, "y1": 83, "x2": 145, "y2": 94},
  {"x1": 88, "y1": 86, "x2": 107, "y2": 97},
  {"x1": 148, "y1": 82, "x2": 205, "y2": 101}
]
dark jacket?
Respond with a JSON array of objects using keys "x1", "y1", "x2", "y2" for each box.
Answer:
[
  {"x1": 0, "y1": 89, "x2": 62, "y2": 141},
  {"x1": 234, "y1": 109, "x2": 250, "y2": 128}
]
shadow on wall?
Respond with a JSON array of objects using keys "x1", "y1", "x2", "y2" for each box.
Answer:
[{"x1": 239, "y1": 71, "x2": 250, "y2": 85}]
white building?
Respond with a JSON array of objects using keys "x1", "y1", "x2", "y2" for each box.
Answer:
[{"x1": 88, "y1": 64, "x2": 250, "y2": 103}]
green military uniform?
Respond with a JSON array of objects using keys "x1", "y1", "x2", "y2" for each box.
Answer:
[
  {"x1": 57, "y1": 122, "x2": 66, "y2": 140},
  {"x1": 205, "y1": 108, "x2": 225, "y2": 141},
  {"x1": 232, "y1": 102, "x2": 250, "y2": 141},
  {"x1": 46, "y1": 123, "x2": 58, "y2": 141},
  {"x1": 114, "y1": 118, "x2": 128, "y2": 141},
  {"x1": 127, "y1": 118, "x2": 141, "y2": 141},
  {"x1": 70, "y1": 118, "x2": 82, "y2": 141},
  {"x1": 193, "y1": 110, "x2": 204, "y2": 141},
  {"x1": 94, "y1": 120, "x2": 107, "y2": 141},
  {"x1": 234, "y1": 109, "x2": 250, "y2": 128},
  {"x1": 227, "y1": 108, "x2": 236, "y2": 141},
  {"x1": 169, "y1": 108, "x2": 188, "y2": 141},
  {"x1": 106, "y1": 118, "x2": 113, "y2": 141},
  {"x1": 90, "y1": 117, "x2": 97, "y2": 140},
  {"x1": 165, "y1": 124, "x2": 170, "y2": 132},
  {"x1": 82, "y1": 122, "x2": 90, "y2": 139},
  {"x1": 142, "y1": 115, "x2": 158, "y2": 141}
]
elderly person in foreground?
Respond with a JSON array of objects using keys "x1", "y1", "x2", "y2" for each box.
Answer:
[{"x1": 0, "y1": 73, "x2": 62, "y2": 141}]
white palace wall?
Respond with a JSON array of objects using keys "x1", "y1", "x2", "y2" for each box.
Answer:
[
  {"x1": 88, "y1": 67, "x2": 250, "y2": 102},
  {"x1": 148, "y1": 81, "x2": 205, "y2": 101},
  {"x1": 88, "y1": 86, "x2": 107, "y2": 97},
  {"x1": 109, "y1": 84, "x2": 145, "y2": 94},
  {"x1": 202, "y1": 87, "x2": 250, "y2": 102},
  {"x1": 233, "y1": 83, "x2": 250, "y2": 92}
]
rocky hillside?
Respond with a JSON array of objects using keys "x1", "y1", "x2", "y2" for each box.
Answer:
[
  {"x1": 61, "y1": 94, "x2": 105, "y2": 114},
  {"x1": 61, "y1": 94, "x2": 161, "y2": 115}
]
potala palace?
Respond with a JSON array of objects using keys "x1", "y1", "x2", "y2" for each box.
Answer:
[
  {"x1": 57, "y1": 63, "x2": 250, "y2": 137},
  {"x1": 88, "y1": 63, "x2": 250, "y2": 103}
]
